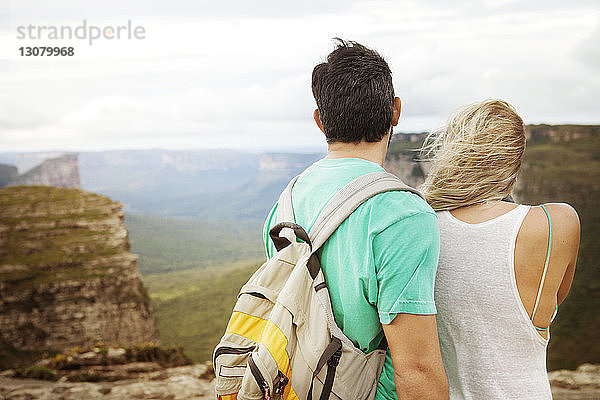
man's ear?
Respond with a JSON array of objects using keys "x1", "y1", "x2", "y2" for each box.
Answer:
[
  {"x1": 313, "y1": 109, "x2": 326, "y2": 134},
  {"x1": 392, "y1": 97, "x2": 401, "y2": 126}
]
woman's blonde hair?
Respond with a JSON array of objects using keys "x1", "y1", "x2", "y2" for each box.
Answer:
[{"x1": 421, "y1": 99, "x2": 526, "y2": 211}]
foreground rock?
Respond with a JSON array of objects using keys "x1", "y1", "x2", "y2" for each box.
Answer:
[
  {"x1": 550, "y1": 364, "x2": 600, "y2": 399},
  {"x1": 549, "y1": 364, "x2": 600, "y2": 389},
  {"x1": 2, "y1": 363, "x2": 599, "y2": 400},
  {"x1": 0, "y1": 363, "x2": 215, "y2": 400}
]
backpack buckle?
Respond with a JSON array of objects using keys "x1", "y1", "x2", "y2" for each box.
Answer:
[{"x1": 327, "y1": 348, "x2": 342, "y2": 368}]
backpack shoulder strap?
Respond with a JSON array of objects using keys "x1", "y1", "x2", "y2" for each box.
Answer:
[
  {"x1": 276, "y1": 175, "x2": 300, "y2": 223},
  {"x1": 309, "y1": 171, "x2": 422, "y2": 250}
]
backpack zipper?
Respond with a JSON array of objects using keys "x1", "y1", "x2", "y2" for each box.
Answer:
[
  {"x1": 248, "y1": 353, "x2": 271, "y2": 400},
  {"x1": 213, "y1": 345, "x2": 255, "y2": 366},
  {"x1": 246, "y1": 292, "x2": 268, "y2": 300}
]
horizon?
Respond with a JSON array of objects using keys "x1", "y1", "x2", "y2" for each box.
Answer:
[{"x1": 1, "y1": 123, "x2": 599, "y2": 155}]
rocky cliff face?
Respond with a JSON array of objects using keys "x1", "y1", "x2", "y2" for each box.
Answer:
[
  {"x1": 258, "y1": 153, "x2": 322, "y2": 181},
  {"x1": 384, "y1": 152, "x2": 430, "y2": 189},
  {"x1": 526, "y1": 124, "x2": 600, "y2": 143},
  {"x1": 0, "y1": 165, "x2": 18, "y2": 187},
  {"x1": 9, "y1": 154, "x2": 80, "y2": 188},
  {"x1": 0, "y1": 186, "x2": 158, "y2": 367}
]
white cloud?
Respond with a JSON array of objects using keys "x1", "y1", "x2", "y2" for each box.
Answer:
[{"x1": 0, "y1": 0, "x2": 598, "y2": 152}]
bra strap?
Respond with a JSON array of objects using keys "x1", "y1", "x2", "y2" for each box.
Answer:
[
  {"x1": 531, "y1": 204, "x2": 553, "y2": 324},
  {"x1": 535, "y1": 305, "x2": 558, "y2": 332}
]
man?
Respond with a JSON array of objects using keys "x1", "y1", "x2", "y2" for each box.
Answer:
[{"x1": 263, "y1": 39, "x2": 448, "y2": 400}]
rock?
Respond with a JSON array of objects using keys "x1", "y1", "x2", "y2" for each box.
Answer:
[
  {"x1": 0, "y1": 363, "x2": 215, "y2": 400},
  {"x1": 0, "y1": 186, "x2": 159, "y2": 369},
  {"x1": 3, "y1": 362, "x2": 597, "y2": 400},
  {"x1": 34, "y1": 359, "x2": 51, "y2": 368},
  {"x1": 384, "y1": 151, "x2": 430, "y2": 189},
  {"x1": 79, "y1": 352, "x2": 103, "y2": 365},
  {"x1": 197, "y1": 361, "x2": 215, "y2": 381},
  {"x1": 577, "y1": 364, "x2": 600, "y2": 376},
  {"x1": 549, "y1": 363, "x2": 600, "y2": 389},
  {"x1": 106, "y1": 348, "x2": 126, "y2": 364},
  {"x1": 98, "y1": 387, "x2": 111, "y2": 395},
  {"x1": 0, "y1": 164, "x2": 18, "y2": 187},
  {"x1": 8, "y1": 154, "x2": 80, "y2": 188},
  {"x1": 123, "y1": 362, "x2": 162, "y2": 373}
]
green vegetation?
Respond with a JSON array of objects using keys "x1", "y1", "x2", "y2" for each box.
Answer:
[
  {"x1": 144, "y1": 262, "x2": 261, "y2": 363},
  {"x1": 124, "y1": 214, "x2": 266, "y2": 362},
  {"x1": 124, "y1": 213, "x2": 263, "y2": 275},
  {"x1": 2, "y1": 126, "x2": 596, "y2": 371},
  {"x1": 0, "y1": 185, "x2": 124, "y2": 291},
  {"x1": 388, "y1": 137, "x2": 425, "y2": 154},
  {"x1": 66, "y1": 371, "x2": 103, "y2": 382},
  {"x1": 124, "y1": 343, "x2": 192, "y2": 367},
  {"x1": 142, "y1": 126, "x2": 598, "y2": 368},
  {"x1": 10, "y1": 344, "x2": 192, "y2": 382},
  {"x1": 13, "y1": 365, "x2": 58, "y2": 382},
  {"x1": 48, "y1": 343, "x2": 192, "y2": 369},
  {"x1": 0, "y1": 335, "x2": 59, "y2": 370}
]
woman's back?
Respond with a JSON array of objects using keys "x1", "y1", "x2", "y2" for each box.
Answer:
[{"x1": 435, "y1": 201, "x2": 579, "y2": 400}]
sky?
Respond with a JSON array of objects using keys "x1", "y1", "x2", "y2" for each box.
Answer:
[{"x1": 0, "y1": 0, "x2": 599, "y2": 153}]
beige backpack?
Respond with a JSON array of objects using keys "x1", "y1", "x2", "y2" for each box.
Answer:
[{"x1": 213, "y1": 171, "x2": 421, "y2": 400}]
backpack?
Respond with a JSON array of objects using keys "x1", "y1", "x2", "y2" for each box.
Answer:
[{"x1": 213, "y1": 171, "x2": 422, "y2": 400}]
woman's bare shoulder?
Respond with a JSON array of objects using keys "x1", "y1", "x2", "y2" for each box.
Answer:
[
  {"x1": 521, "y1": 202, "x2": 580, "y2": 252},
  {"x1": 543, "y1": 203, "x2": 580, "y2": 236}
]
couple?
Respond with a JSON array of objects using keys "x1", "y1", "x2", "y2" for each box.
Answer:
[{"x1": 262, "y1": 40, "x2": 580, "y2": 399}]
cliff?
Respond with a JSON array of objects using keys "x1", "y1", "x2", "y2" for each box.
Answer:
[
  {"x1": 0, "y1": 165, "x2": 18, "y2": 187},
  {"x1": 525, "y1": 124, "x2": 600, "y2": 143},
  {"x1": 385, "y1": 124, "x2": 600, "y2": 191},
  {"x1": 384, "y1": 137, "x2": 430, "y2": 188},
  {"x1": 0, "y1": 185, "x2": 158, "y2": 368},
  {"x1": 384, "y1": 151, "x2": 429, "y2": 188},
  {"x1": 8, "y1": 154, "x2": 80, "y2": 188}
]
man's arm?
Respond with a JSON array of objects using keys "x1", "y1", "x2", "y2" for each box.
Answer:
[
  {"x1": 371, "y1": 204, "x2": 448, "y2": 399},
  {"x1": 382, "y1": 314, "x2": 449, "y2": 400}
]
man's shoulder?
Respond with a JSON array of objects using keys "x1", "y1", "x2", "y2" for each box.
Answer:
[
  {"x1": 345, "y1": 188, "x2": 437, "y2": 238},
  {"x1": 366, "y1": 188, "x2": 436, "y2": 218}
]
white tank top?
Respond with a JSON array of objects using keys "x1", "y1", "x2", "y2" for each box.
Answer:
[{"x1": 435, "y1": 204, "x2": 552, "y2": 400}]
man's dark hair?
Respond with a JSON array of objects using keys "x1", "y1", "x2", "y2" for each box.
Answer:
[{"x1": 312, "y1": 38, "x2": 395, "y2": 143}]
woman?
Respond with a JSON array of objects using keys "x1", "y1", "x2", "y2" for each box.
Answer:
[{"x1": 421, "y1": 99, "x2": 580, "y2": 399}]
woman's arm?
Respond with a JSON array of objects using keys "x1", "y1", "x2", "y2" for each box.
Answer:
[{"x1": 550, "y1": 203, "x2": 581, "y2": 305}]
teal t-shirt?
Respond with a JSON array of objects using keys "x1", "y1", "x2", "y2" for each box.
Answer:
[{"x1": 263, "y1": 157, "x2": 439, "y2": 400}]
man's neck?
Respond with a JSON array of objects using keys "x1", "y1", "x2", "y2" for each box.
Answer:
[{"x1": 325, "y1": 137, "x2": 389, "y2": 167}]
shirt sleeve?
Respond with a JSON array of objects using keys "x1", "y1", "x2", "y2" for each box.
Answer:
[
  {"x1": 262, "y1": 203, "x2": 278, "y2": 260},
  {"x1": 373, "y1": 211, "x2": 440, "y2": 324}
]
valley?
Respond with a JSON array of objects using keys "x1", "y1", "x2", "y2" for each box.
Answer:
[
  {"x1": 1, "y1": 125, "x2": 598, "y2": 371},
  {"x1": 118, "y1": 125, "x2": 599, "y2": 369}
]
